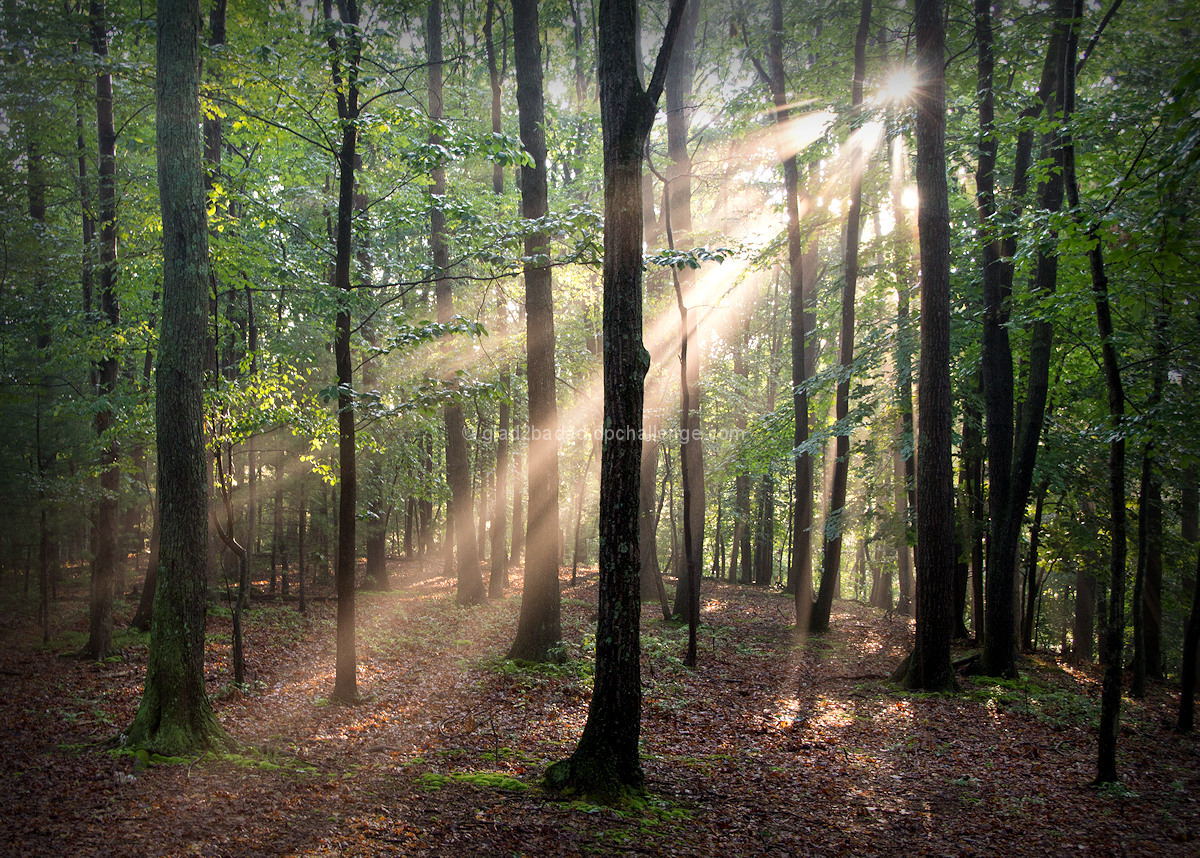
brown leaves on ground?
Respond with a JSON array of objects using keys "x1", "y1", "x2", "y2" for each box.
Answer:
[{"x1": 1, "y1": 561, "x2": 1197, "y2": 856}]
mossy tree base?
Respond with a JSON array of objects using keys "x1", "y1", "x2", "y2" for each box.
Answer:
[
  {"x1": 124, "y1": 695, "x2": 230, "y2": 759},
  {"x1": 889, "y1": 650, "x2": 959, "y2": 693},
  {"x1": 544, "y1": 749, "x2": 645, "y2": 807}
]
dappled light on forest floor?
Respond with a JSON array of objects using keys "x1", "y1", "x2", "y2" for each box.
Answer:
[{"x1": 1, "y1": 559, "x2": 1197, "y2": 855}]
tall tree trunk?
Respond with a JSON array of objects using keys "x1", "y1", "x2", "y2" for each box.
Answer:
[
  {"x1": 509, "y1": 0, "x2": 562, "y2": 660},
  {"x1": 812, "y1": 0, "x2": 871, "y2": 634},
  {"x1": 893, "y1": 0, "x2": 955, "y2": 692},
  {"x1": 1021, "y1": 482, "x2": 1049, "y2": 652},
  {"x1": 980, "y1": 0, "x2": 1074, "y2": 679},
  {"x1": 663, "y1": 0, "x2": 702, "y2": 639},
  {"x1": 759, "y1": 0, "x2": 816, "y2": 624},
  {"x1": 126, "y1": 0, "x2": 225, "y2": 754},
  {"x1": 1132, "y1": 303, "x2": 1168, "y2": 689},
  {"x1": 326, "y1": 0, "x2": 363, "y2": 703},
  {"x1": 82, "y1": 0, "x2": 120, "y2": 662},
  {"x1": 485, "y1": 6, "x2": 509, "y2": 595},
  {"x1": 545, "y1": 0, "x2": 689, "y2": 801},
  {"x1": 891, "y1": 135, "x2": 917, "y2": 617},
  {"x1": 428, "y1": 0, "x2": 484, "y2": 606}
]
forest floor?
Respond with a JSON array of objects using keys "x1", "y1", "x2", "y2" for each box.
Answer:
[{"x1": 1, "y1": 558, "x2": 1198, "y2": 857}]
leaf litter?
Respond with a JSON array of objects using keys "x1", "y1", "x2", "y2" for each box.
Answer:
[{"x1": 0, "y1": 559, "x2": 1197, "y2": 856}]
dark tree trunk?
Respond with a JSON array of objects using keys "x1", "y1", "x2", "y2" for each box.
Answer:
[
  {"x1": 126, "y1": 0, "x2": 225, "y2": 754},
  {"x1": 980, "y1": 0, "x2": 1074, "y2": 679},
  {"x1": 82, "y1": 0, "x2": 120, "y2": 662},
  {"x1": 893, "y1": 0, "x2": 955, "y2": 692},
  {"x1": 509, "y1": 0, "x2": 562, "y2": 661},
  {"x1": 326, "y1": 0, "x2": 362, "y2": 703},
  {"x1": 545, "y1": 0, "x2": 689, "y2": 801},
  {"x1": 428, "y1": 0, "x2": 484, "y2": 606},
  {"x1": 812, "y1": 0, "x2": 870, "y2": 634},
  {"x1": 1180, "y1": 547, "x2": 1200, "y2": 732},
  {"x1": 753, "y1": 0, "x2": 815, "y2": 626},
  {"x1": 1021, "y1": 482, "x2": 1049, "y2": 652},
  {"x1": 1133, "y1": 304, "x2": 1168, "y2": 687}
]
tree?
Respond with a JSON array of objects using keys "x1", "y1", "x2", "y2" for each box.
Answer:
[
  {"x1": 757, "y1": 0, "x2": 814, "y2": 627},
  {"x1": 428, "y1": 0, "x2": 485, "y2": 607},
  {"x1": 81, "y1": 0, "x2": 120, "y2": 662},
  {"x1": 545, "y1": 0, "x2": 690, "y2": 801},
  {"x1": 663, "y1": 0, "x2": 702, "y2": 641},
  {"x1": 980, "y1": 0, "x2": 1075, "y2": 679},
  {"x1": 508, "y1": 0, "x2": 562, "y2": 662},
  {"x1": 125, "y1": 0, "x2": 226, "y2": 755},
  {"x1": 892, "y1": 0, "x2": 955, "y2": 692},
  {"x1": 326, "y1": 0, "x2": 363, "y2": 704},
  {"x1": 811, "y1": 0, "x2": 871, "y2": 635}
]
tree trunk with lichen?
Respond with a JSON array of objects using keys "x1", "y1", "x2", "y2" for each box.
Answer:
[{"x1": 125, "y1": 0, "x2": 226, "y2": 755}]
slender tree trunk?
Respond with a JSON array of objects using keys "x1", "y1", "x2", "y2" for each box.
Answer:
[
  {"x1": 812, "y1": 0, "x2": 870, "y2": 634},
  {"x1": 126, "y1": 0, "x2": 225, "y2": 754},
  {"x1": 893, "y1": 0, "x2": 955, "y2": 692},
  {"x1": 663, "y1": 0, "x2": 702, "y2": 638},
  {"x1": 571, "y1": 440, "x2": 597, "y2": 583},
  {"x1": 980, "y1": 0, "x2": 1074, "y2": 679},
  {"x1": 326, "y1": 0, "x2": 363, "y2": 703},
  {"x1": 509, "y1": 0, "x2": 562, "y2": 659},
  {"x1": 428, "y1": 0, "x2": 484, "y2": 606},
  {"x1": 490, "y1": 381, "x2": 510, "y2": 597},
  {"x1": 545, "y1": 0, "x2": 689, "y2": 800},
  {"x1": 82, "y1": 0, "x2": 120, "y2": 662},
  {"x1": 1133, "y1": 304, "x2": 1168, "y2": 687},
  {"x1": 298, "y1": 480, "x2": 308, "y2": 614},
  {"x1": 1021, "y1": 483, "x2": 1049, "y2": 652}
]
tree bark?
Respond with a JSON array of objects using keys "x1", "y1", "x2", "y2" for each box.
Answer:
[
  {"x1": 126, "y1": 0, "x2": 225, "y2": 754},
  {"x1": 428, "y1": 0, "x2": 484, "y2": 606},
  {"x1": 980, "y1": 0, "x2": 1074, "y2": 679},
  {"x1": 509, "y1": 0, "x2": 562, "y2": 661},
  {"x1": 893, "y1": 0, "x2": 955, "y2": 692},
  {"x1": 82, "y1": 0, "x2": 120, "y2": 662},
  {"x1": 812, "y1": 0, "x2": 871, "y2": 634},
  {"x1": 664, "y1": 0, "x2": 702, "y2": 634},
  {"x1": 327, "y1": 0, "x2": 363, "y2": 703},
  {"x1": 545, "y1": 0, "x2": 689, "y2": 801}
]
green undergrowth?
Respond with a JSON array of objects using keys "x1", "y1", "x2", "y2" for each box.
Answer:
[
  {"x1": 45, "y1": 626, "x2": 148, "y2": 659},
  {"x1": 963, "y1": 673, "x2": 1099, "y2": 728},
  {"x1": 562, "y1": 794, "x2": 695, "y2": 849},
  {"x1": 420, "y1": 770, "x2": 528, "y2": 792},
  {"x1": 111, "y1": 745, "x2": 318, "y2": 775}
]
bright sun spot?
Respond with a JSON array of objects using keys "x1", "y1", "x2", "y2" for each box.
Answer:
[{"x1": 882, "y1": 68, "x2": 917, "y2": 102}]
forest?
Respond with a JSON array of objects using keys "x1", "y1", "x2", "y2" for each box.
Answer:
[{"x1": 1, "y1": 0, "x2": 1199, "y2": 853}]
